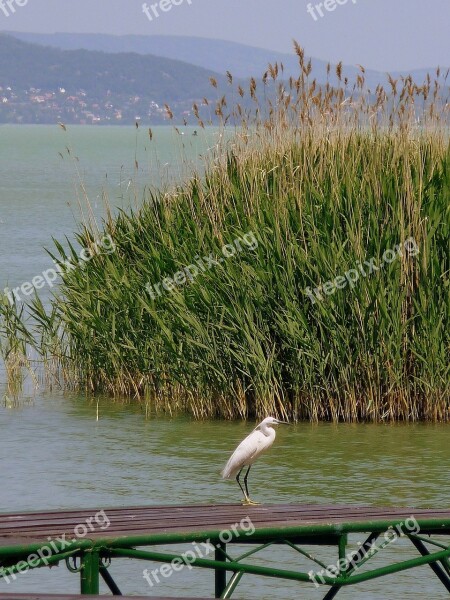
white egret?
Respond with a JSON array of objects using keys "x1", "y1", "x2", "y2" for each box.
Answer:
[{"x1": 221, "y1": 416, "x2": 289, "y2": 505}]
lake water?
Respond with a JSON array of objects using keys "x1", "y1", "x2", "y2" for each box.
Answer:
[
  {"x1": 0, "y1": 124, "x2": 221, "y2": 294},
  {"x1": 0, "y1": 125, "x2": 448, "y2": 599}
]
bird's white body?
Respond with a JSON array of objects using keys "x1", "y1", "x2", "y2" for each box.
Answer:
[
  {"x1": 222, "y1": 427, "x2": 276, "y2": 479},
  {"x1": 222, "y1": 417, "x2": 288, "y2": 504},
  {"x1": 222, "y1": 418, "x2": 279, "y2": 480}
]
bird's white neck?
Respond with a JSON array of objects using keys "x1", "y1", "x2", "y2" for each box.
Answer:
[{"x1": 259, "y1": 424, "x2": 275, "y2": 438}]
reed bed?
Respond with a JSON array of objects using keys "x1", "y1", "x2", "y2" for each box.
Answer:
[{"x1": 1, "y1": 44, "x2": 449, "y2": 420}]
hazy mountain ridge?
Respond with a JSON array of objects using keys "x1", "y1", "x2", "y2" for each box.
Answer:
[
  {"x1": 0, "y1": 34, "x2": 228, "y2": 124},
  {"x1": 6, "y1": 31, "x2": 448, "y2": 89},
  {"x1": 0, "y1": 34, "x2": 226, "y2": 98}
]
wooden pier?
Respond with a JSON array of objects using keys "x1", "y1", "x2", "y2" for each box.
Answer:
[{"x1": 1, "y1": 504, "x2": 450, "y2": 598}]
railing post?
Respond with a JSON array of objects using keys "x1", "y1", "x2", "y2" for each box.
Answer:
[
  {"x1": 215, "y1": 541, "x2": 227, "y2": 598},
  {"x1": 80, "y1": 550, "x2": 100, "y2": 595},
  {"x1": 338, "y1": 534, "x2": 348, "y2": 566}
]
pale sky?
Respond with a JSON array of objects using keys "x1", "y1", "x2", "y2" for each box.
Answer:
[{"x1": 1, "y1": 0, "x2": 449, "y2": 71}]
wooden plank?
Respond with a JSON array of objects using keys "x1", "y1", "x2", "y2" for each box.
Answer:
[
  {"x1": 2, "y1": 510, "x2": 449, "y2": 534},
  {"x1": 3, "y1": 504, "x2": 450, "y2": 529}
]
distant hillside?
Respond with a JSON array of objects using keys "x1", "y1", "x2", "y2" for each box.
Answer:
[
  {"x1": 6, "y1": 32, "x2": 448, "y2": 89},
  {"x1": 0, "y1": 34, "x2": 232, "y2": 124},
  {"x1": 0, "y1": 34, "x2": 225, "y2": 100}
]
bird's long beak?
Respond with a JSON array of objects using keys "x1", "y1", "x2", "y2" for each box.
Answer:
[{"x1": 276, "y1": 420, "x2": 290, "y2": 424}]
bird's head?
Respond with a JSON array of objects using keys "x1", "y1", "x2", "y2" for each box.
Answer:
[{"x1": 258, "y1": 416, "x2": 290, "y2": 429}]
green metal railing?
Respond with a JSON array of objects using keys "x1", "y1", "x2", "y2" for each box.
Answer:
[{"x1": 1, "y1": 518, "x2": 449, "y2": 597}]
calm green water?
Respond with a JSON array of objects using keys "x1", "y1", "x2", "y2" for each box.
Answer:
[
  {"x1": 0, "y1": 124, "x2": 220, "y2": 293},
  {"x1": 0, "y1": 126, "x2": 449, "y2": 599}
]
